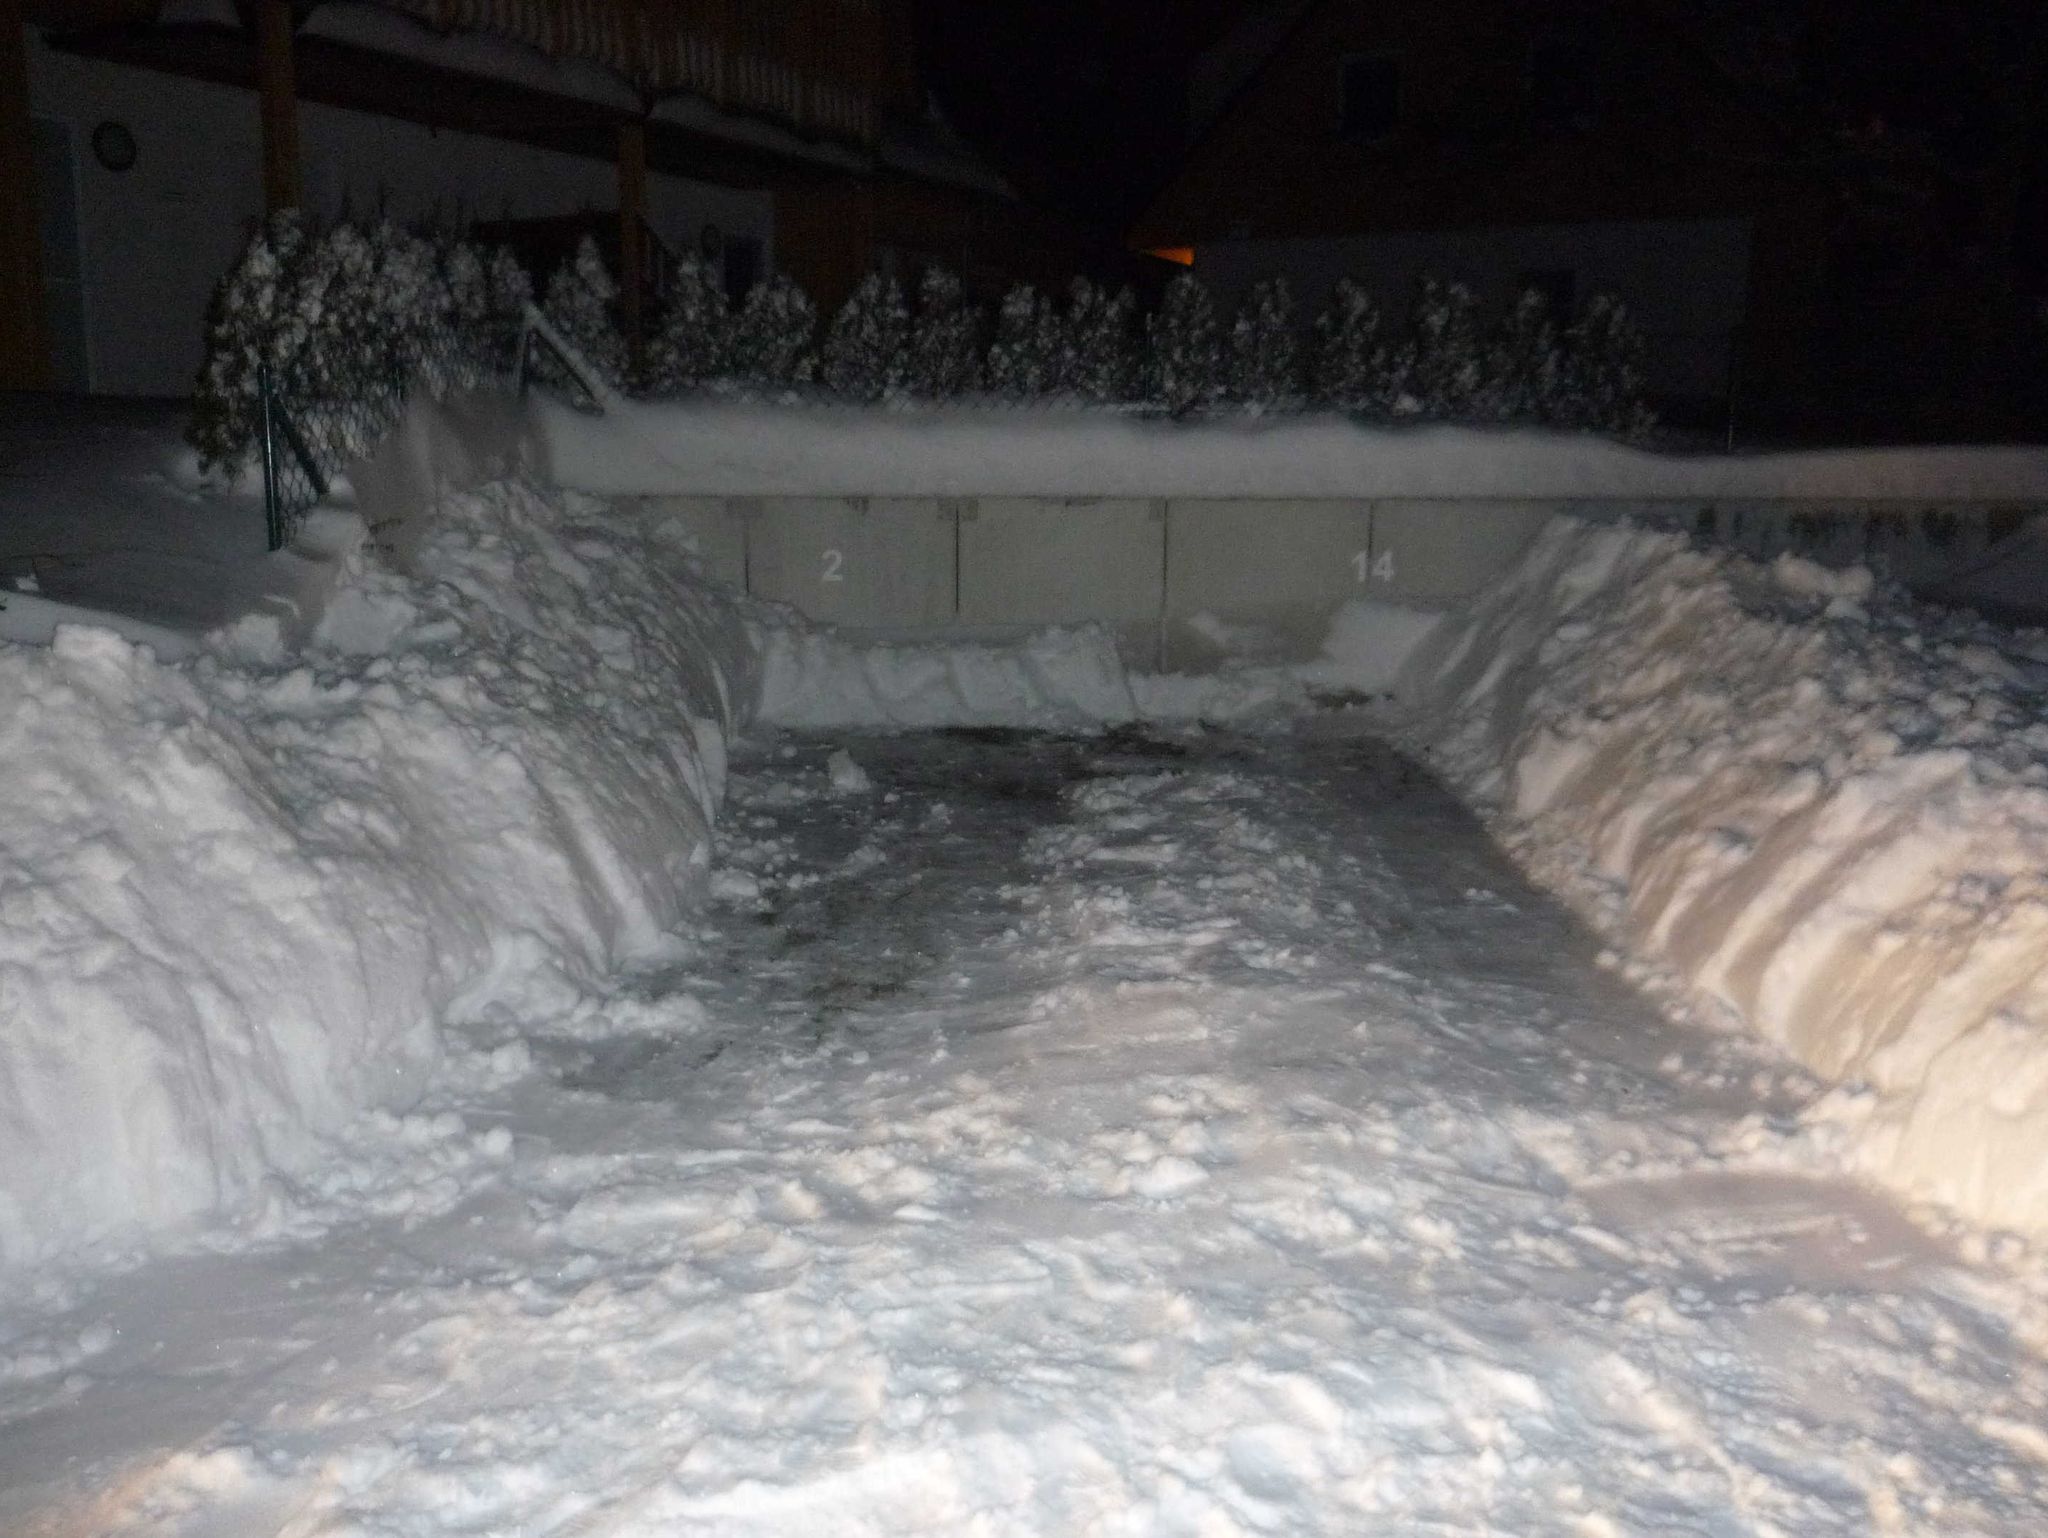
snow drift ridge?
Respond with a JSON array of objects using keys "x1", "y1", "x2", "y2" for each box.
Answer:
[
  {"x1": 0, "y1": 479, "x2": 754, "y2": 1274},
  {"x1": 1401, "y1": 518, "x2": 2048, "y2": 1232}
]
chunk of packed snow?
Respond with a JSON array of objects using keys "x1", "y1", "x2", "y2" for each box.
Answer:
[
  {"x1": 756, "y1": 618, "x2": 1138, "y2": 730},
  {"x1": 1296, "y1": 597, "x2": 1446, "y2": 697},
  {"x1": 1398, "y1": 517, "x2": 2048, "y2": 1232},
  {"x1": 826, "y1": 748, "x2": 873, "y2": 794},
  {"x1": 0, "y1": 480, "x2": 754, "y2": 1274},
  {"x1": 1772, "y1": 553, "x2": 1876, "y2": 603}
]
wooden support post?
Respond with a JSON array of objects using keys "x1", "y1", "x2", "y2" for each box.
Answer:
[
  {"x1": 0, "y1": 0, "x2": 50, "y2": 390},
  {"x1": 256, "y1": 0, "x2": 301, "y2": 213},
  {"x1": 618, "y1": 120, "x2": 647, "y2": 383}
]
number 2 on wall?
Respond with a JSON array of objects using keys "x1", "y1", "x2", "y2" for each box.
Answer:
[
  {"x1": 1351, "y1": 550, "x2": 1396, "y2": 584},
  {"x1": 821, "y1": 549, "x2": 845, "y2": 584}
]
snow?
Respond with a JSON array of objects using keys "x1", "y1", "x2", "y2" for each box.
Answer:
[
  {"x1": 12, "y1": 399, "x2": 2048, "y2": 1531},
  {"x1": 825, "y1": 747, "x2": 872, "y2": 793},
  {"x1": 751, "y1": 513, "x2": 2048, "y2": 1237},
  {"x1": 1395, "y1": 517, "x2": 2048, "y2": 1232},
  {"x1": 539, "y1": 393, "x2": 2048, "y2": 501},
  {"x1": 0, "y1": 587, "x2": 197, "y2": 658},
  {"x1": 6, "y1": 729, "x2": 2048, "y2": 1536},
  {"x1": 0, "y1": 396, "x2": 345, "y2": 645},
  {"x1": 1297, "y1": 595, "x2": 1446, "y2": 695},
  {"x1": 0, "y1": 477, "x2": 752, "y2": 1275},
  {"x1": 757, "y1": 617, "x2": 1140, "y2": 730}
]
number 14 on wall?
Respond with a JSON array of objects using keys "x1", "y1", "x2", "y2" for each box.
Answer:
[{"x1": 1352, "y1": 550, "x2": 1396, "y2": 583}]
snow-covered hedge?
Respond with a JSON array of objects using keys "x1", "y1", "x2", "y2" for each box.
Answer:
[
  {"x1": 1401, "y1": 519, "x2": 2048, "y2": 1232},
  {"x1": 0, "y1": 478, "x2": 754, "y2": 1275},
  {"x1": 652, "y1": 262, "x2": 1652, "y2": 433},
  {"x1": 190, "y1": 213, "x2": 532, "y2": 471},
  {"x1": 193, "y1": 223, "x2": 1656, "y2": 459}
]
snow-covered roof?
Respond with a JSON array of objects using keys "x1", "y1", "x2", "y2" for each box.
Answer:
[{"x1": 301, "y1": 1, "x2": 644, "y2": 113}]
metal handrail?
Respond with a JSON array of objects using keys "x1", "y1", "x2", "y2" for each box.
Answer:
[
  {"x1": 256, "y1": 313, "x2": 609, "y2": 554},
  {"x1": 258, "y1": 362, "x2": 330, "y2": 553}
]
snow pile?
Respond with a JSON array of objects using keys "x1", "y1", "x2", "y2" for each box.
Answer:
[
  {"x1": 542, "y1": 393, "x2": 2048, "y2": 502},
  {"x1": 1399, "y1": 516, "x2": 2048, "y2": 1231},
  {"x1": 757, "y1": 619, "x2": 1138, "y2": 730},
  {"x1": 1297, "y1": 596, "x2": 1446, "y2": 696},
  {"x1": 0, "y1": 480, "x2": 753, "y2": 1274}
]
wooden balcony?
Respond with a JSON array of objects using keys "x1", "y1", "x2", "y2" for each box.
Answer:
[{"x1": 403, "y1": 0, "x2": 882, "y2": 145}]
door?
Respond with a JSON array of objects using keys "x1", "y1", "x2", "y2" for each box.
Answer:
[{"x1": 31, "y1": 118, "x2": 90, "y2": 392}]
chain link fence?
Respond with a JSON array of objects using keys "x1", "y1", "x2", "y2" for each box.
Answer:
[{"x1": 255, "y1": 323, "x2": 542, "y2": 552}]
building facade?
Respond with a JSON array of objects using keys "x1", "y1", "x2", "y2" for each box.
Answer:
[
  {"x1": 4, "y1": 0, "x2": 1040, "y2": 396},
  {"x1": 1132, "y1": 0, "x2": 2048, "y2": 438}
]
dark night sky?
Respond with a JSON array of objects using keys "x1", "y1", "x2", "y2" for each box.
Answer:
[
  {"x1": 913, "y1": 0, "x2": 1257, "y2": 233},
  {"x1": 913, "y1": 0, "x2": 2047, "y2": 275}
]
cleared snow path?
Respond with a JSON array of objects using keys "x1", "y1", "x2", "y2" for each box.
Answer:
[{"x1": 6, "y1": 729, "x2": 2048, "y2": 1536}]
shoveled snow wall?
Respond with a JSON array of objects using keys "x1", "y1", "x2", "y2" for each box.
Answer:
[
  {"x1": 1398, "y1": 517, "x2": 2048, "y2": 1233},
  {"x1": 536, "y1": 397, "x2": 2048, "y2": 664},
  {"x1": 0, "y1": 474, "x2": 756, "y2": 1276}
]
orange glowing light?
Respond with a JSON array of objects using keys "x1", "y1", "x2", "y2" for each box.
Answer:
[{"x1": 1147, "y1": 247, "x2": 1195, "y2": 267}]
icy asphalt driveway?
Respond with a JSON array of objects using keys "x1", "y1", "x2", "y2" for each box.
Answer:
[{"x1": 6, "y1": 728, "x2": 2048, "y2": 1536}]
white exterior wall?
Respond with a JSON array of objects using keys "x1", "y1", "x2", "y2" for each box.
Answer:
[
  {"x1": 1196, "y1": 218, "x2": 1752, "y2": 405},
  {"x1": 23, "y1": 27, "x2": 772, "y2": 397}
]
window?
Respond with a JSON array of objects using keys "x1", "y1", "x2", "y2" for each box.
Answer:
[
  {"x1": 1529, "y1": 36, "x2": 1600, "y2": 129},
  {"x1": 1338, "y1": 55, "x2": 1400, "y2": 143}
]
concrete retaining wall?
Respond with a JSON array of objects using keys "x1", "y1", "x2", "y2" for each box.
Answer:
[
  {"x1": 537, "y1": 390, "x2": 2048, "y2": 646},
  {"x1": 614, "y1": 490, "x2": 2048, "y2": 667},
  {"x1": 616, "y1": 494, "x2": 1571, "y2": 668}
]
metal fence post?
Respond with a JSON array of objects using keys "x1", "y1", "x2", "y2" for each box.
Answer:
[{"x1": 259, "y1": 360, "x2": 284, "y2": 552}]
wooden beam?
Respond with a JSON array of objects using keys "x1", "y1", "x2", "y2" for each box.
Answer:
[
  {"x1": 618, "y1": 120, "x2": 646, "y2": 381},
  {"x1": 255, "y1": 0, "x2": 300, "y2": 211},
  {"x1": 0, "y1": 0, "x2": 51, "y2": 389}
]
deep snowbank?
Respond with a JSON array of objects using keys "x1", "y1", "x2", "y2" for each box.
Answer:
[
  {"x1": 0, "y1": 479, "x2": 753, "y2": 1274},
  {"x1": 1399, "y1": 519, "x2": 2048, "y2": 1231},
  {"x1": 539, "y1": 394, "x2": 2048, "y2": 502}
]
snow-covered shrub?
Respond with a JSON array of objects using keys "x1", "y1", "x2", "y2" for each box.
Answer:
[
  {"x1": 1396, "y1": 278, "x2": 1485, "y2": 418},
  {"x1": 191, "y1": 217, "x2": 533, "y2": 471},
  {"x1": 1146, "y1": 272, "x2": 1223, "y2": 416},
  {"x1": 190, "y1": 212, "x2": 313, "y2": 468},
  {"x1": 434, "y1": 239, "x2": 527, "y2": 390},
  {"x1": 906, "y1": 267, "x2": 982, "y2": 398},
  {"x1": 729, "y1": 273, "x2": 818, "y2": 390},
  {"x1": 1307, "y1": 278, "x2": 1385, "y2": 411},
  {"x1": 1558, "y1": 294, "x2": 1655, "y2": 436},
  {"x1": 985, "y1": 283, "x2": 1070, "y2": 398},
  {"x1": 1066, "y1": 279, "x2": 1140, "y2": 404},
  {"x1": 245, "y1": 220, "x2": 395, "y2": 475},
  {"x1": 820, "y1": 271, "x2": 912, "y2": 402},
  {"x1": 541, "y1": 235, "x2": 628, "y2": 390},
  {"x1": 440, "y1": 240, "x2": 491, "y2": 363},
  {"x1": 1224, "y1": 276, "x2": 1300, "y2": 409},
  {"x1": 647, "y1": 254, "x2": 733, "y2": 393},
  {"x1": 368, "y1": 224, "x2": 447, "y2": 375},
  {"x1": 488, "y1": 246, "x2": 533, "y2": 325},
  {"x1": 1483, "y1": 288, "x2": 1566, "y2": 423}
]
